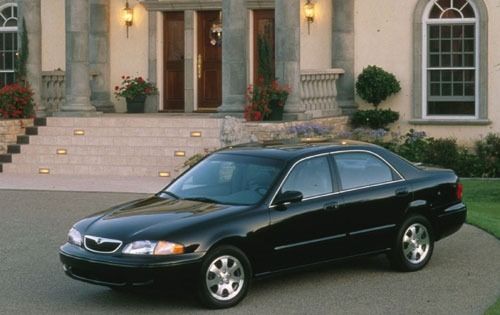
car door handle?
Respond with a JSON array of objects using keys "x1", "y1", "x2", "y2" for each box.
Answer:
[
  {"x1": 395, "y1": 187, "x2": 410, "y2": 197},
  {"x1": 324, "y1": 201, "x2": 340, "y2": 211}
]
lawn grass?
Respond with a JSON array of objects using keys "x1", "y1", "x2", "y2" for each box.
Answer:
[
  {"x1": 461, "y1": 179, "x2": 500, "y2": 315},
  {"x1": 461, "y1": 179, "x2": 500, "y2": 239}
]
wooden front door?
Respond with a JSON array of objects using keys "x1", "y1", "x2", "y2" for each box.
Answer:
[
  {"x1": 253, "y1": 10, "x2": 275, "y2": 83},
  {"x1": 197, "y1": 11, "x2": 222, "y2": 111},
  {"x1": 163, "y1": 12, "x2": 185, "y2": 111}
]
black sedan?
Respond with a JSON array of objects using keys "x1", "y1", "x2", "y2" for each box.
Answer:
[{"x1": 60, "y1": 141, "x2": 466, "y2": 308}]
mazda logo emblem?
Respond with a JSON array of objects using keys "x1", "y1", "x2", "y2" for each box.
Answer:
[{"x1": 96, "y1": 238, "x2": 103, "y2": 244}]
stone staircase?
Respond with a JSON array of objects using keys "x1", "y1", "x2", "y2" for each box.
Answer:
[{"x1": 0, "y1": 115, "x2": 223, "y2": 179}]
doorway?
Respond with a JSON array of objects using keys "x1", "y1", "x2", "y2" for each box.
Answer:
[
  {"x1": 196, "y1": 11, "x2": 222, "y2": 112},
  {"x1": 163, "y1": 12, "x2": 185, "y2": 111}
]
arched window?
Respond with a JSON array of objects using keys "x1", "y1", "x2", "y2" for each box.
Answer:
[
  {"x1": 424, "y1": 0, "x2": 478, "y2": 117},
  {"x1": 0, "y1": 3, "x2": 18, "y2": 87},
  {"x1": 413, "y1": 0, "x2": 488, "y2": 122}
]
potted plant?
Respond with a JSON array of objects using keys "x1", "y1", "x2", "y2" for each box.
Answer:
[
  {"x1": 114, "y1": 76, "x2": 157, "y2": 113},
  {"x1": 0, "y1": 83, "x2": 34, "y2": 119},
  {"x1": 244, "y1": 78, "x2": 289, "y2": 122}
]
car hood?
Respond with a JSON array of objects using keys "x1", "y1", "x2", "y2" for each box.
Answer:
[{"x1": 80, "y1": 196, "x2": 241, "y2": 241}]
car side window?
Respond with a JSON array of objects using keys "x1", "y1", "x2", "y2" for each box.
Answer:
[
  {"x1": 334, "y1": 152, "x2": 395, "y2": 190},
  {"x1": 281, "y1": 156, "x2": 333, "y2": 199}
]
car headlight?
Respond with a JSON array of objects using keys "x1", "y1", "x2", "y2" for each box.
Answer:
[
  {"x1": 122, "y1": 240, "x2": 185, "y2": 256},
  {"x1": 68, "y1": 227, "x2": 82, "y2": 246}
]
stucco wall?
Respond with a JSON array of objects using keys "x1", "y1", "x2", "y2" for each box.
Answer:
[
  {"x1": 354, "y1": 0, "x2": 500, "y2": 144},
  {"x1": 300, "y1": 0, "x2": 332, "y2": 70},
  {"x1": 41, "y1": 0, "x2": 65, "y2": 71},
  {"x1": 109, "y1": 0, "x2": 149, "y2": 113}
]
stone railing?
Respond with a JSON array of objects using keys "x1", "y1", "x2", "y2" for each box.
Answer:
[
  {"x1": 41, "y1": 70, "x2": 65, "y2": 114},
  {"x1": 300, "y1": 68, "x2": 345, "y2": 118}
]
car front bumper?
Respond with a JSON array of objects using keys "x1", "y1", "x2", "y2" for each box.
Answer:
[{"x1": 59, "y1": 243, "x2": 205, "y2": 287}]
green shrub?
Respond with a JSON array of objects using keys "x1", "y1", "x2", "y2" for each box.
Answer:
[
  {"x1": 351, "y1": 109, "x2": 399, "y2": 129},
  {"x1": 475, "y1": 133, "x2": 500, "y2": 177},
  {"x1": 395, "y1": 129, "x2": 429, "y2": 163},
  {"x1": 355, "y1": 65, "x2": 401, "y2": 107},
  {"x1": 422, "y1": 138, "x2": 459, "y2": 170},
  {"x1": 0, "y1": 83, "x2": 34, "y2": 119}
]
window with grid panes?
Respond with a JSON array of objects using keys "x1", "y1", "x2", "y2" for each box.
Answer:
[
  {"x1": 425, "y1": 0, "x2": 477, "y2": 117},
  {"x1": 0, "y1": 3, "x2": 17, "y2": 87}
]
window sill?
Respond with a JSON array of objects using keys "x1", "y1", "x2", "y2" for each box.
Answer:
[{"x1": 409, "y1": 119, "x2": 491, "y2": 126}]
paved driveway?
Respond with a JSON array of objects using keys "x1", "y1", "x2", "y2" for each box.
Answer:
[{"x1": 0, "y1": 190, "x2": 498, "y2": 314}]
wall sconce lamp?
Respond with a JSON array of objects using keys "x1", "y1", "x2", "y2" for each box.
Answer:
[
  {"x1": 304, "y1": 0, "x2": 315, "y2": 35},
  {"x1": 123, "y1": 1, "x2": 134, "y2": 38}
]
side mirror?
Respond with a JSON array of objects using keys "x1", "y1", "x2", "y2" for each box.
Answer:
[{"x1": 274, "y1": 190, "x2": 303, "y2": 205}]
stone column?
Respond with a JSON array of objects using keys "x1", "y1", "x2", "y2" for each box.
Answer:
[
  {"x1": 217, "y1": 0, "x2": 247, "y2": 116},
  {"x1": 89, "y1": 0, "x2": 114, "y2": 112},
  {"x1": 184, "y1": 10, "x2": 195, "y2": 112},
  {"x1": 275, "y1": 0, "x2": 306, "y2": 120},
  {"x1": 146, "y1": 11, "x2": 158, "y2": 113},
  {"x1": 332, "y1": 0, "x2": 356, "y2": 114},
  {"x1": 19, "y1": 0, "x2": 44, "y2": 117},
  {"x1": 58, "y1": 0, "x2": 98, "y2": 116}
]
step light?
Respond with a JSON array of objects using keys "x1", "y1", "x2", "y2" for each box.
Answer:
[
  {"x1": 174, "y1": 151, "x2": 186, "y2": 157},
  {"x1": 39, "y1": 168, "x2": 50, "y2": 175},
  {"x1": 56, "y1": 149, "x2": 67, "y2": 155},
  {"x1": 74, "y1": 129, "x2": 85, "y2": 136},
  {"x1": 190, "y1": 131, "x2": 202, "y2": 137},
  {"x1": 158, "y1": 171, "x2": 170, "y2": 178}
]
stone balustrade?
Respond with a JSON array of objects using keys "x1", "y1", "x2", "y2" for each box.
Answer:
[
  {"x1": 41, "y1": 70, "x2": 65, "y2": 114},
  {"x1": 300, "y1": 69, "x2": 345, "y2": 118}
]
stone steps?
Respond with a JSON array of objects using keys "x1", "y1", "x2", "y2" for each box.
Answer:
[{"x1": 2, "y1": 115, "x2": 224, "y2": 178}]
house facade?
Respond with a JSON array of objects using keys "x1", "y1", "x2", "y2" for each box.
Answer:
[{"x1": 2, "y1": 0, "x2": 499, "y2": 143}]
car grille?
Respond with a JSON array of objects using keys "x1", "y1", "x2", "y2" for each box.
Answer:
[{"x1": 84, "y1": 235, "x2": 122, "y2": 253}]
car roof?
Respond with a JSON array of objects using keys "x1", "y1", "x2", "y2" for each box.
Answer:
[{"x1": 216, "y1": 140, "x2": 381, "y2": 161}]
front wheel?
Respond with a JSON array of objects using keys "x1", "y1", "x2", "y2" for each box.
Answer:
[
  {"x1": 389, "y1": 215, "x2": 434, "y2": 271},
  {"x1": 197, "y1": 246, "x2": 252, "y2": 309}
]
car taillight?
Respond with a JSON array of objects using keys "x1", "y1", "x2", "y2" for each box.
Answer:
[{"x1": 456, "y1": 182, "x2": 463, "y2": 201}]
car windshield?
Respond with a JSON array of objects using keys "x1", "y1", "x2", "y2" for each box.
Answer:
[{"x1": 164, "y1": 153, "x2": 285, "y2": 206}]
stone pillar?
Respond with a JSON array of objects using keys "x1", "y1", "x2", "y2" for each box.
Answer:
[
  {"x1": 217, "y1": 0, "x2": 247, "y2": 116},
  {"x1": 58, "y1": 0, "x2": 98, "y2": 116},
  {"x1": 332, "y1": 0, "x2": 356, "y2": 115},
  {"x1": 184, "y1": 10, "x2": 195, "y2": 113},
  {"x1": 19, "y1": 0, "x2": 44, "y2": 117},
  {"x1": 146, "y1": 11, "x2": 158, "y2": 113},
  {"x1": 275, "y1": 0, "x2": 307, "y2": 120},
  {"x1": 89, "y1": 0, "x2": 114, "y2": 112}
]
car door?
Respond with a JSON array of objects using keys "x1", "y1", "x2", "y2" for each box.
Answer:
[
  {"x1": 332, "y1": 151, "x2": 412, "y2": 255},
  {"x1": 267, "y1": 155, "x2": 348, "y2": 271}
]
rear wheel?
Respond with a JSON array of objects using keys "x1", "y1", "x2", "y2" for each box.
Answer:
[
  {"x1": 197, "y1": 246, "x2": 251, "y2": 309},
  {"x1": 389, "y1": 215, "x2": 434, "y2": 271}
]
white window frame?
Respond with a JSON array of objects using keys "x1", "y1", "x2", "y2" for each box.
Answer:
[
  {"x1": 421, "y1": 0, "x2": 479, "y2": 120},
  {"x1": 0, "y1": 3, "x2": 18, "y2": 85}
]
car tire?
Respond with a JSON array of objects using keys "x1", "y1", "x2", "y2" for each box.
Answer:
[
  {"x1": 389, "y1": 215, "x2": 434, "y2": 272},
  {"x1": 197, "y1": 245, "x2": 252, "y2": 309}
]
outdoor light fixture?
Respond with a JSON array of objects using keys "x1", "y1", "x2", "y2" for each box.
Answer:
[
  {"x1": 174, "y1": 151, "x2": 186, "y2": 157},
  {"x1": 73, "y1": 129, "x2": 85, "y2": 136},
  {"x1": 56, "y1": 149, "x2": 67, "y2": 155},
  {"x1": 39, "y1": 168, "x2": 50, "y2": 175},
  {"x1": 158, "y1": 171, "x2": 171, "y2": 178},
  {"x1": 123, "y1": 0, "x2": 133, "y2": 38},
  {"x1": 304, "y1": 0, "x2": 315, "y2": 35},
  {"x1": 190, "y1": 131, "x2": 202, "y2": 137}
]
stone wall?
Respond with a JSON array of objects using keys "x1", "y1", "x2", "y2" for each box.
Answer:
[
  {"x1": 221, "y1": 116, "x2": 350, "y2": 146},
  {"x1": 0, "y1": 119, "x2": 34, "y2": 154}
]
